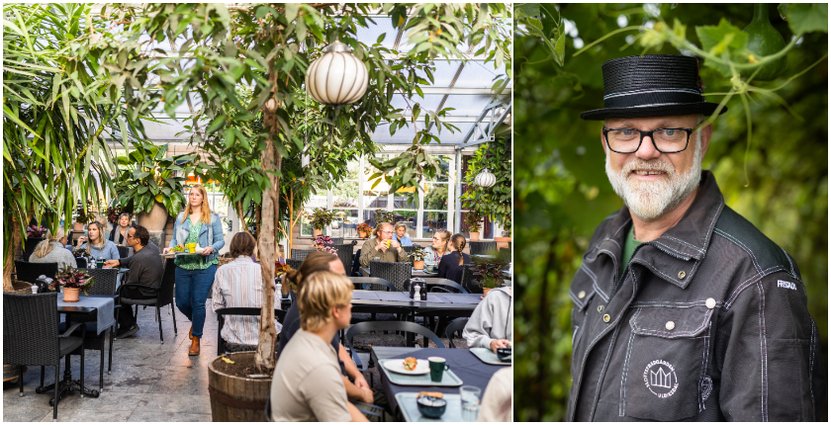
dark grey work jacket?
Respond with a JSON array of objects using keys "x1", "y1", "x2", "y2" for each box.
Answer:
[{"x1": 567, "y1": 171, "x2": 821, "y2": 421}]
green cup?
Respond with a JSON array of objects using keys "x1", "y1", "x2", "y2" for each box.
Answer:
[{"x1": 428, "y1": 356, "x2": 449, "y2": 382}]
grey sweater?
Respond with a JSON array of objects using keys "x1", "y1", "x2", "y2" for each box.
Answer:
[{"x1": 463, "y1": 286, "x2": 513, "y2": 349}]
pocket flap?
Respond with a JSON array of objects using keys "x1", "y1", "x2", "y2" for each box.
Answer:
[
  {"x1": 630, "y1": 305, "x2": 713, "y2": 338},
  {"x1": 569, "y1": 271, "x2": 596, "y2": 311}
]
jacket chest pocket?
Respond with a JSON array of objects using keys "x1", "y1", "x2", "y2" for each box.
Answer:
[
  {"x1": 620, "y1": 305, "x2": 714, "y2": 421},
  {"x1": 569, "y1": 272, "x2": 596, "y2": 348}
]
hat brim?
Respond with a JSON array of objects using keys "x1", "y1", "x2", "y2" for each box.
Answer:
[{"x1": 580, "y1": 102, "x2": 725, "y2": 120}]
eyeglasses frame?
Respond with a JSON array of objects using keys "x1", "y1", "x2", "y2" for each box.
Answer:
[{"x1": 602, "y1": 127, "x2": 694, "y2": 154}]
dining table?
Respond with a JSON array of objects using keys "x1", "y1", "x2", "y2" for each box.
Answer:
[
  {"x1": 351, "y1": 290, "x2": 481, "y2": 318},
  {"x1": 371, "y1": 346, "x2": 509, "y2": 420},
  {"x1": 36, "y1": 295, "x2": 115, "y2": 403}
]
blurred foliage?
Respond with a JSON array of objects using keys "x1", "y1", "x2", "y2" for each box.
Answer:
[{"x1": 514, "y1": 3, "x2": 827, "y2": 421}]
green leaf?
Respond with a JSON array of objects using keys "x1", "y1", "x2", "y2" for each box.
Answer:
[{"x1": 780, "y1": 4, "x2": 828, "y2": 35}]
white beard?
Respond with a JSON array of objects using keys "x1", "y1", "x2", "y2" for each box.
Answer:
[{"x1": 605, "y1": 136, "x2": 703, "y2": 221}]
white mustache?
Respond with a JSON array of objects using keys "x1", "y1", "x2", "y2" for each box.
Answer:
[{"x1": 622, "y1": 160, "x2": 674, "y2": 176}]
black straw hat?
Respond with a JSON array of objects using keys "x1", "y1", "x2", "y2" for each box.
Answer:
[{"x1": 580, "y1": 54, "x2": 726, "y2": 120}]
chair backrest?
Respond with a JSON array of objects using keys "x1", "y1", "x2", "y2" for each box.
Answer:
[
  {"x1": 117, "y1": 245, "x2": 131, "y2": 258},
  {"x1": 417, "y1": 277, "x2": 469, "y2": 293},
  {"x1": 460, "y1": 264, "x2": 481, "y2": 293},
  {"x1": 3, "y1": 292, "x2": 61, "y2": 365},
  {"x1": 332, "y1": 243, "x2": 353, "y2": 274},
  {"x1": 215, "y1": 307, "x2": 287, "y2": 355},
  {"x1": 329, "y1": 237, "x2": 344, "y2": 245},
  {"x1": 157, "y1": 258, "x2": 177, "y2": 306},
  {"x1": 348, "y1": 276, "x2": 394, "y2": 291},
  {"x1": 444, "y1": 316, "x2": 470, "y2": 348},
  {"x1": 21, "y1": 237, "x2": 44, "y2": 261},
  {"x1": 469, "y1": 241, "x2": 497, "y2": 256},
  {"x1": 84, "y1": 268, "x2": 119, "y2": 296},
  {"x1": 285, "y1": 258, "x2": 303, "y2": 270},
  {"x1": 369, "y1": 261, "x2": 411, "y2": 291},
  {"x1": 75, "y1": 257, "x2": 88, "y2": 269},
  {"x1": 290, "y1": 248, "x2": 316, "y2": 261},
  {"x1": 345, "y1": 321, "x2": 446, "y2": 353},
  {"x1": 402, "y1": 245, "x2": 416, "y2": 254},
  {"x1": 14, "y1": 260, "x2": 58, "y2": 284}
]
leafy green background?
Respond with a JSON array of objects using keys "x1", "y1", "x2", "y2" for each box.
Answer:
[{"x1": 514, "y1": 3, "x2": 827, "y2": 421}]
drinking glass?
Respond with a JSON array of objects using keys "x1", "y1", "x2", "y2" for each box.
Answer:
[{"x1": 459, "y1": 385, "x2": 481, "y2": 421}]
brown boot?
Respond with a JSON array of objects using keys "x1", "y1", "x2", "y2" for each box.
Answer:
[
  {"x1": 188, "y1": 336, "x2": 200, "y2": 356},
  {"x1": 188, "y1": 326, "x2": 193, "y2": 340}
]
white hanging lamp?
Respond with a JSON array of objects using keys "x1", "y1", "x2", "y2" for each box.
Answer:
[
  {"x1": 474, "y1": 168, "x2": 497, "y2": 188},
  {"x1": 305, "y1": 40, "x2": 369, "y2": 105}
]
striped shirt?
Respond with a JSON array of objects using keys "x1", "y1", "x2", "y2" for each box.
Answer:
[{"x1": 211, "y1": 256, "x2": 282, "y2": 346}]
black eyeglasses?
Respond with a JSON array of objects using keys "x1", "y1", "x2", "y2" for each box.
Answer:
[{"x1": 602, "y1": 127, "x2": 693, "y2": 154}]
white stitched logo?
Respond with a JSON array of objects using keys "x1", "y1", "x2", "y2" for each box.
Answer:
[
  {"x1": 777, "y1": 280, "x2": 797, "y2": 291},
  {"x1": 643, "y1": 360, "x2": 679, "y2": 399}
]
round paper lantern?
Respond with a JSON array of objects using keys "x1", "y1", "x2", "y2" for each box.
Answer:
[
  {"x1": 305, "y1": 40, "x2": 369, "y2": 105},
  {"x1": 474, "y1": 168, "x2": 497, "y2": 188}
]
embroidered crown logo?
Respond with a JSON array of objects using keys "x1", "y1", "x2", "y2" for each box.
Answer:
[
  {"x1": 643, "y1": 359, "x2": 679, "y2": 399},
  {"x1": 649, "y1": 367, "x2": 673, "y2": 389}
]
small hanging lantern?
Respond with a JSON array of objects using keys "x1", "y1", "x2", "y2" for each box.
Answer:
[
  {"x1": 305, "y1": 40, "x2": 369, "y2": 105},
  {"x1": 474, "y1": 168, "x2": 497, "y2": 188}
]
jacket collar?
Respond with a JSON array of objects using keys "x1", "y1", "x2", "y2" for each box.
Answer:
[{"x1": 594, "y1": 171, "x2": 724, "y2": 289}]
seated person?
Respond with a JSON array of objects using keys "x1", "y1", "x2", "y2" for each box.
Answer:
[
  {"x1": 438, "y1": 233, "x2": 472, "y2": 284},
  {"x1": 463, "y1": 284, "x2": 512, "y2": 352},
  {"x1": 270, "y1": 271, "x2": 368, "y2": 422},
  {"x1": 75, "y1": 221, "x2": 120, "y2": 260},
  {"x1": 29, "y1": 228, "x2": 77, "y2": 269},
  {"x1": 423, "y1": 229, "x2": 451, "y2": 272},
  {"x1": 358, "y1": 222, "x2": 407, "y2": 268},
  {"x1": 478, "y1": 366, "x2": 513, "y2": 421},
  {"x1": 211, "y1": 231, "x2": 282, "y2": 351},
  {"x1": 109, "y1": 212, "x2": 133, "y2": 245},
  {"x1": 393, "y1": 222, "x2": 413, "y2": 247},
  {"x1": 278, "y1": 251, "x2": 373, "y2": 405},
  {"x1": 110, "y1": 225, "x2": 163, "y2": 338}
]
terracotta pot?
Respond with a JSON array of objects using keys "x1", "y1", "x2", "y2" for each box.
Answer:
[
  {"x1": 208, "y1": 351, "x2": 271, "y2": 421},
  {"x1": 313, "y1": 228, "x2": 323, "y2": 237},
  {"x1": 358, "y1": 230, "x2": 369, "y2": 239},
  {"x1": 137, "y1": 202, "x2": 169, "y2": 232},
  {"x1": 469, "y1": 231, "x2": 480, "y2": 241},
  {"x1": 63, "y1": 287, "x2": 80, "y2": 303},
  {"x1": 413, "y1": 260, "x2": 424, "y2": 270},
  {"x1": 494, "y1": 235, "x2": 511, "y2": 250}
]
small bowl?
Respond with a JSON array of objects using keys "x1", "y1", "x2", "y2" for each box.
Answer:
[
  {"x1": 496, "y1": 347, "x2": 512, "y2": 361},
  {"x1": 416, "y1": 395, "x2": 447, "y2": 419}
]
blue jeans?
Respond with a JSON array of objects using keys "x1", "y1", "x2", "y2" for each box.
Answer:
[{"x1": 174, "y1": 265, "x2": 216, "y2": 338}]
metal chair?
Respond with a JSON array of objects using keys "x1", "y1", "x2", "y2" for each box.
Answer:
[
  {"x1": 4, "y1": 292, "x2": 85, "y2": 421},
  {"x1": 21, "y1": 237, "x2": 44, "y2": 261},
  {"x1": 348, "y1": 276, "x2": 395, "y2": 291},
  {"x1": 85, "y1": 268, "x2": 119, "y2": 297},
  {"x1": 460, "y1": 264, "x2": 482, "y2": 293},
  {"x1": 369, "y1": 261, "x2": 411, "y2": 291},
  {"x1": 290, "y1": 248, "x2": 316, "y2": 261},
  {"x1": 469, "y1": 241, "x2": 497, "y2": 256},
  {"x1": 119, "y1": 258, "x2": 178, "y2": 343},
  {"x1": 333, "y1": 243, "x2": 355, "y2": 274},
  {"x1": 14, "y1": 260, "x2": 58, "y2": 284},
  {"x1": 215, "y1": 307, "x2": 288, "y2": 355},
  {"x1": 415, "y1": 277, "x2": 469, "y2": 293},
  {"x1": 345, "y1": 321, "x2": 446, "y2": 370},
  {"x1": 444, "y1": 317, "x2": 470, "y2": 348}
]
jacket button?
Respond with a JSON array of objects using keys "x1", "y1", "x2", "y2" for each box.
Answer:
[
  {"x1": 602, "y1": 313, "x2": 611, "y2": 323},
  {"x1": 677, "y1": 270, "x2": 687, "y2": 279},
  {"x1": 597, "y1": 305, "x2": 604, "y2": 313},
  {"x1": 706, "y1": 298, "x2": 716, "y2": 309},
  {"x1": 665, "y1": 321, "x2": 676, "y2": 331},
  {"x1": 578, "y1": 290, "x2": 586, "y2": 299}
]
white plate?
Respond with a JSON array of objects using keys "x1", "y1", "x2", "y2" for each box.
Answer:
[{"x1": 383, "y1": 359, "x2": 430, "y2": 375}]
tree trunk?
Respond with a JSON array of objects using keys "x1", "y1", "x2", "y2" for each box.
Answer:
[{"x1": 3, "y1": 214, "x2": 22, "y2": 292}]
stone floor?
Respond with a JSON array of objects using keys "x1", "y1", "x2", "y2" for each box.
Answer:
[{"x1": 3, "y1": 304, "x2": 464, "y2": 422}]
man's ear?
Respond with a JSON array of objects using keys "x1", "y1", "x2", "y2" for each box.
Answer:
[
  {"x1": 699, "y1": 123, "x2": 713, "y2": 157},
  {"x1": 600, "y1": 127, "x2": 609, "y2": 154}
]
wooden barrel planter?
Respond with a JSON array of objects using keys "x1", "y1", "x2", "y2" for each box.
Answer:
[{"x1": 208, "y1": 351, "x2": 272, "y2": 421}]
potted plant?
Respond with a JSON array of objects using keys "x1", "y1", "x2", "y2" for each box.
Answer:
[
  {"x1": 409, "y1": 246, "x2": 427, "y2": 270},
  {"x1": 73, "y1": 203, "x2": 97, "y2": 231},
  {"x1": 112, "y1": 141, "x2": 196, "y2": 232},
  {"x1": 356, "y1": 222, "x2": 373, "y2": 239},
  {"x1": 308, "y1": 208, "x2": 336, "y2": 236},
  {"x1": 313, "y1": 235, "x2": 338, "y2": 255},
  {"x1": 50, "y1": 266, "x2": 95, "y2": 302},
  {"x1": 464, "y1": 210, "x2": 483, "y2": 241},
  {"x1": 373, "y1": 209, "x2": 395, "y2": 226},
  {"x1": 471, "y1": 252, "x2": 509, "y2": 297}
]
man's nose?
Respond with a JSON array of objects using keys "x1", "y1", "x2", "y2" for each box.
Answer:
[{"x1": 635, "y1": 134, "x2": 662, "y2": 160}]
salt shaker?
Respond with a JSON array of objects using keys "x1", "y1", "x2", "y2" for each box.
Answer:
[{"x1": 412, "y1": 282, "x2": 421, "y2": 300}]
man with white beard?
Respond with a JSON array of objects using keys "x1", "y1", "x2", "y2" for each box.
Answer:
[{"x1": 566, "y1": 55, "x2": 821, "y2": 421}]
